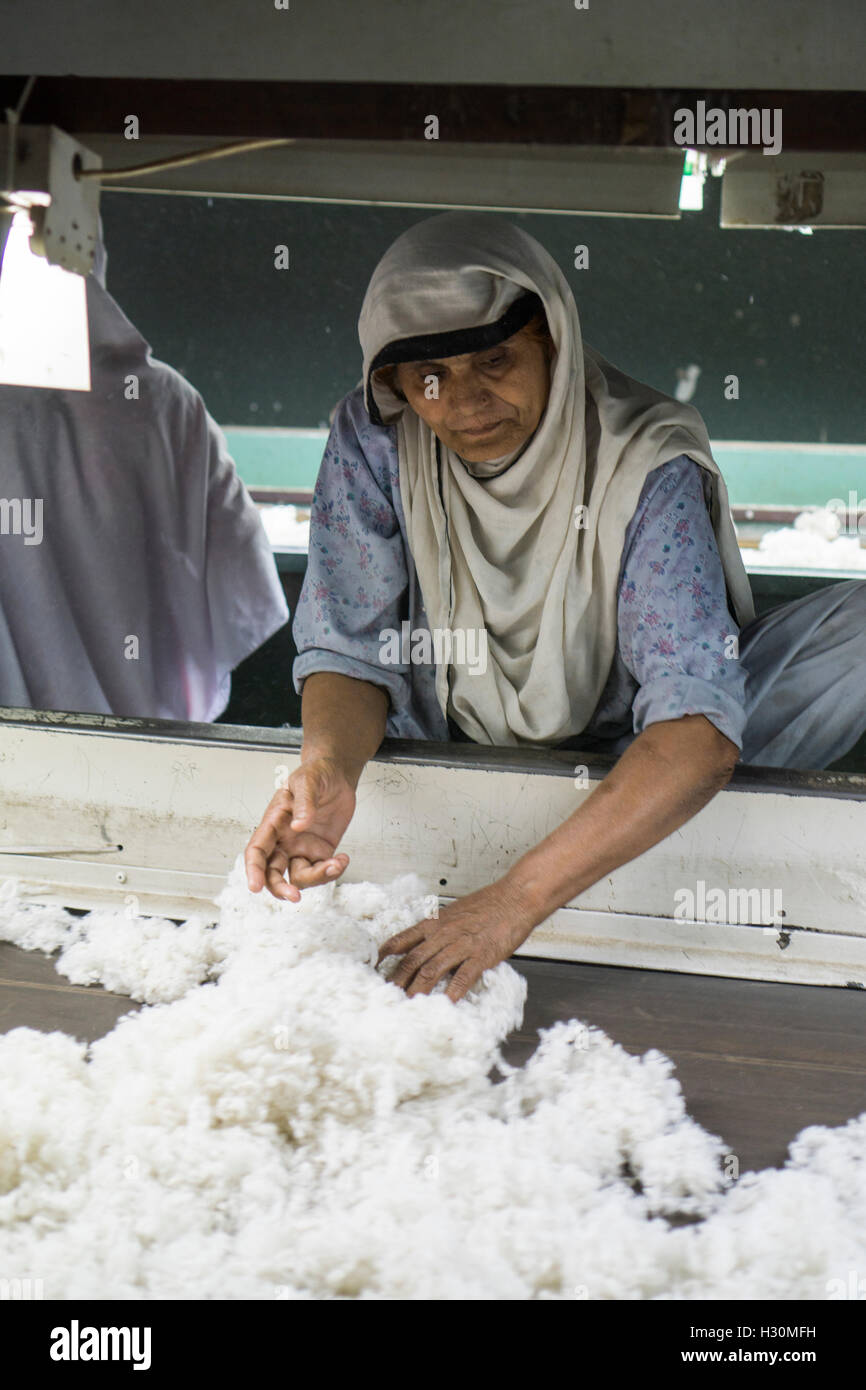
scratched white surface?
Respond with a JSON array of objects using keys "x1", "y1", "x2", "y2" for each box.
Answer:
[{"x1": 1, "y1": 723, "x2": 865, "y2": 985}]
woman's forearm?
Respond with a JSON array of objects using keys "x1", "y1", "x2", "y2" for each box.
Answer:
[
  {"x1": 299, "y1": 671, "x2": 390, "y2": 787},
  {"x1": 504, "y1": 713, "x2": 740, "y2": 927}
]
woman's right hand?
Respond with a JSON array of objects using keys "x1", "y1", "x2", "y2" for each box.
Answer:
[{"x1": 243, "y1": 756, "x2": 358, "y2": 902}]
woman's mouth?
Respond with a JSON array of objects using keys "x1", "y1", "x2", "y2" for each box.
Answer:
[{"x1": 460, "y1": 421, "x2": 503, "y2": 436}]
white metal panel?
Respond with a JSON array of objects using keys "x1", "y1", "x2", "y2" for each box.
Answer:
[
  {"x1": 348, "y1": 758, "x2": 866, "y2": 936},
  {"x1": 511, "y1": 904, "x2": 866, "y2": 988},
  {"x1": 721, "y1": 153, "x2": 866, "y2": 228},
  {"x1": 77, "y1": 136, "x2": 684, "y2": 216},
  {"x1": 1, "y1": 721, "x2": 865, "y2": 985}
]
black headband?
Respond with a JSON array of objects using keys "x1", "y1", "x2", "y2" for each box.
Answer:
[{"x1": 364, "y1": 289, "x2": 545, "y2": 426}]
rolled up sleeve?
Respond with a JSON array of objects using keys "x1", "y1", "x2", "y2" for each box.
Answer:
[
  {"x1": 292, "y1": 391, "x2": 413, "y2": 715},
  {"x1": 619, "y1": 455, "x2": 748, "y2": 749}
]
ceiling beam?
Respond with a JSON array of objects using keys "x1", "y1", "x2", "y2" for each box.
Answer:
[{"x1": 1, "y1": 78, "x2": 864, "y2": 152}]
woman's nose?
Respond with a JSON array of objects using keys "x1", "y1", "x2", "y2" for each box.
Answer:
[{"x1": 447, "y1": 369, "x2": 491, "y2": 408}]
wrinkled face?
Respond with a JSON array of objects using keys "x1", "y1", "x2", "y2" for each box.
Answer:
[{"x1": 392, "y1": 322, "x2": 553, "y2": 462}]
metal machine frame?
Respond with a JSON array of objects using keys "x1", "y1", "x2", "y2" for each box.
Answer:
[{"x1": 2, "y1": 708, "x2": 865, "y2": 988}]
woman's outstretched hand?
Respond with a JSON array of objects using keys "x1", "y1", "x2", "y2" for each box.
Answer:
[
  {"x1": 377, "y1": 878, "x2": 539, "y2": 1003},
  {"x1": 244, "y1": 757, "x2": 357, "y2": 902}
]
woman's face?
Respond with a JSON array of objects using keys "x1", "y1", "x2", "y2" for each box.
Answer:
[{"x1": 393, "y1": 323, "x2": 553, "y2": 462}]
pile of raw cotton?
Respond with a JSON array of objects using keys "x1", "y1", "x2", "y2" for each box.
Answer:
[
  {"x1": 747, "y1": 507, "x2": 866, "y2": 571},
  {"x1": 0, "y1": 860, "x2": 864, "y2": 1300}
]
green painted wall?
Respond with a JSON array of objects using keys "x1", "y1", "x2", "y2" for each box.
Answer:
[
  {"x1": 100, "y1": 173, "x2": 866, "y2": 452},
  {"x1": 225, "y1": 428, "x2": 866, "y2": 508}
]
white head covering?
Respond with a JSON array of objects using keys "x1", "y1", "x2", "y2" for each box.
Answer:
[{"x1": 358, "y1": 212, "x2": 754, "y2": 747}]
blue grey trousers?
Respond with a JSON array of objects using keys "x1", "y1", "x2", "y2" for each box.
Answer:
[
  {"x1": 566, "y1": 579, "x2": 866, "y2": 771},
  {"x1": 736, "y1": 578, "x2": 866, "y2": 769}
]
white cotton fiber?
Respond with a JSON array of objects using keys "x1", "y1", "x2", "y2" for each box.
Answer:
[
  {"x1": 0, "y1": 879, "x2": 85, "y2": 954},
  {"x1": 0, "y1": 882, "x2": 219, "y2": 1004},
  {"x1": 257, "y1": 504, "x2": 311, "y2": 548},
  {"x1": 748, "y1": 511, "x2": 866, "y2": 570},
  {"x1": 0, "y1": 857, "x2": 864, "y2": 1300},
  {"x1": 55, "y1": 911, "x2": 219, "y2": 1004}
]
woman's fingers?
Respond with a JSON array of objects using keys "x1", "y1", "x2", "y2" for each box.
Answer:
[
  {"x1": 375, "y1": 893, "x2": 515, "y2": 1003},
  {"x1": 376, "y1": 924, "x2": 428, "y2": 966},
  {"x1": 444, "y1": 960, "x2": 486, "y2": 1004},
  {"x1": 288, "y1": 851, "x2": 350, "y2": 890},
  {"x1": 245, "y1": 798, "x2": 339, "y2": 893},
  {"x1": 261, "y1": 846, "x2": 350, "y2": 901},
  {"x1": 404, "y1": 943, "x2": 471, "y2": 997},
  {"x1": 244, "y1": 787, "x2": 298, "y2": 891},
  {"x1": 258, "y1": 839, "x2": 347, "y2": 900},
  {"x1": 265, "y1": 850, "x2": 298, "y2": 902},
  {"x1": 389, "y1": 934, "x2": 456, "y2": 990},
  {"x1": 377, "y1": 919, "x2": 474, "y2": 996},
  {"x1": 288, "y1": 832, "x2": 342, "y2": 863},
  {"x1": 244, "y1": 816, "x2": 281, "y2": 892},
  {"x1": 245, "y1": 760, "x2": 356, "y2": 899}
]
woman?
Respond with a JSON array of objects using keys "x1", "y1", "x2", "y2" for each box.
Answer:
[{"x1": 245, "y1": 212, "x2": 866, "y2": 1000}]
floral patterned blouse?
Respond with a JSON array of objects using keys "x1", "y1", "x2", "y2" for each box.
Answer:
[{"x1": 293, "y1": 384, "x2": 746, "y2": 749}]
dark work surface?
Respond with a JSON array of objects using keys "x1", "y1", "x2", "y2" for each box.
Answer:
[
  {"x1": 2, "y1": 940, "x2": 864, "y2": 1179},
  {"x1": 0, "y1": 942, "x2": 141, "y2": 1043},
  {"x1": 504, "y1": 957, "x2": 866, "y2": 1176}
]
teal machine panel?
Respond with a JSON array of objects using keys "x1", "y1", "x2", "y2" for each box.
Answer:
[{"x1": 225, "y1": 429, "x2": 866, "y2": 510}]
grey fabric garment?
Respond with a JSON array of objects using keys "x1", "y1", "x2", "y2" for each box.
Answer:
[
  {"x1": 0, "y1": 223, "x2": 288, "y2": 720},
  {"x1": 737, "y1": 579, "x2": 866, "y2": 768},
  {"x1": 565, "y1": 579, "x2": 866, "y2": 771}
]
